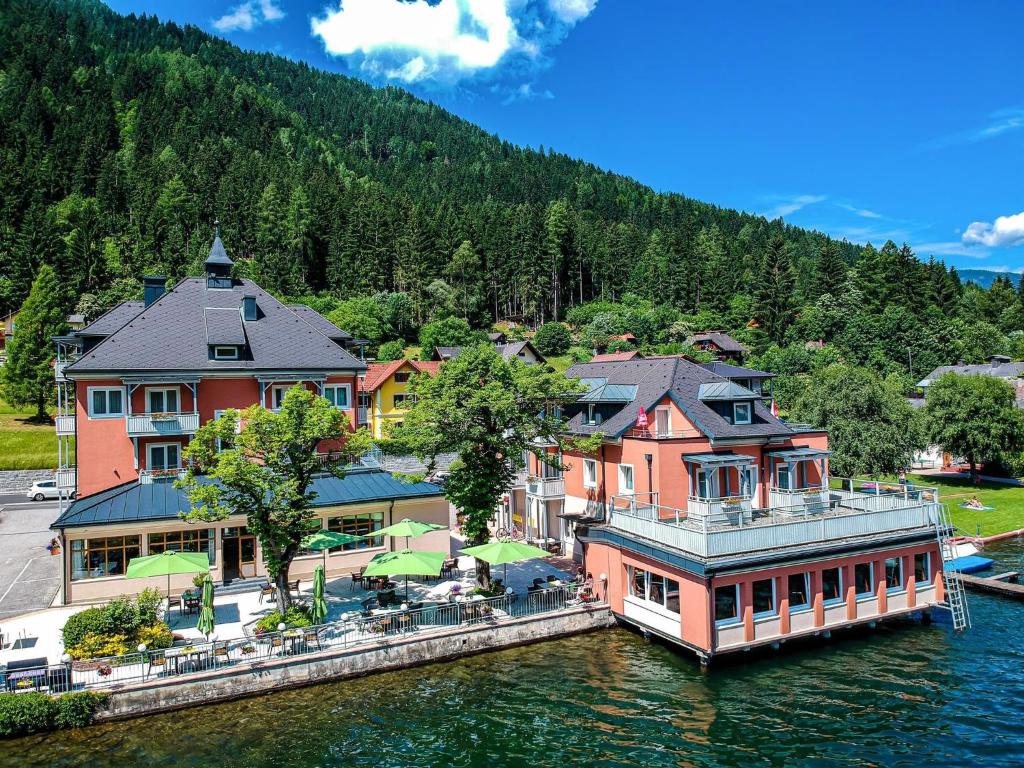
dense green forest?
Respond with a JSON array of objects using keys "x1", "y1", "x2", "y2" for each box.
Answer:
[{"x1": 3, "y1": 0, "x2": 1022, "y2": 388}]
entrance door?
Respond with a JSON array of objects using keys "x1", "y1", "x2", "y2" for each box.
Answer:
[{"x1": 222, "y1": 529, "x2": 257, "y2": 582}]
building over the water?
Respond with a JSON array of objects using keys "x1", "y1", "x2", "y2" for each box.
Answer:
[
  {"x1": 51, "y1": 227, "x2": 448, "y2": 604},
  {"x1": 505, "y1": 355, "x2": 958, "y2": 662}
]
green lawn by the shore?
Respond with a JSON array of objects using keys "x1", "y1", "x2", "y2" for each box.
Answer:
[
  {"x1": 907, "y1": 473, "x2": 1024, "y2": 538},
  {"x1": 0, "y1": 398, "x2": 62, "y2": 470}
]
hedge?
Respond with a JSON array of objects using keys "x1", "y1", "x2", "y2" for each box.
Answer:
[{"x1": 0, "y1": 691, "x2": 108, "y2": 738}]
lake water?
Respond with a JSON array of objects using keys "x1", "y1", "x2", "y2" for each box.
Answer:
[{"x1": 7, "y1": 542, "x2": 1024, "y2": 767}]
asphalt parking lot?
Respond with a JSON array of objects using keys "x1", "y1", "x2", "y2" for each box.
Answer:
[{"x1": 0, "y1": 493, "x2": 62, "y2": 618}]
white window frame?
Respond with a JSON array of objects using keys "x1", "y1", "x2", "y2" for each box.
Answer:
[
  {"x1": 733, "y1": 401, "x2": 752, "y2": 425},
  {"x1": 821, "y1": 566, "x2": 844, "y2": 604},
  {"x1": 654, "y1": 406, "x2": 671, "y2": 437},
  {"x1": 147, "y1": 442, "x2": 181, "y2": 471},
  {"x1": 775, "y1": 463, "x2": 791, "y2": 490},
  {"x1": 583, "y1": 458, "x2": 597, "y2": 489},
  {"x1": 88, "y1": 386, "x2": 125, "y2": 419},
  {"x1": 212, "y1": 345, "x2": 239, "y2": 360},
  {"x1": 324, "y1": 384, "x2": 352, "y2": 410},
  {"x1": 752, "y1": 577, "x2": 777, "y2": 618},
  {"x1": 618, "y1": 464, "x2": 635, "y2": 496},
  {"x1": 914, "y1": 552, "x2": 931, "y2": 584},
  {"x1": 695, "y1": 468, "x2": 711, "y2": 499},
  {"x1": 855, "y1": 561, "x2": 874, "y2": 599},
  {"x1": 741, "y1": 466, "x2": 758, "y2": 499},
  {"x1": 271, "y1": 385, "x2": 291, "y2": 411},
  {"x1": 885, "y1": 556, "x2": 904, "y2": 593},
  {"x1": 146, "y1": 387, "x2": 180, "y2": 414},
  {"x1": 714, "y1": 583, "x2": 741, "y2": 626}
]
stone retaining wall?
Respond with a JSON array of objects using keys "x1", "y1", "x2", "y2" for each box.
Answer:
[
  {"x1": 0, "y1": 469, "x2": 54, "y2": 494},
  {"x1": 96, "y1": 605, "x2": 613, "y2": 722}
]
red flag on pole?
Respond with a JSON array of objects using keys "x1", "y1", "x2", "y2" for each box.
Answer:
[
  {"x1": 636, "y1": 406, "x2": 649, "y2": 428},
  {"x1": 770, "y1": 399, "x2": 779, "y2": 417}
]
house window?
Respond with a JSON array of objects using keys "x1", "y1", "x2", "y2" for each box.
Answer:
[
  {"x1": 664, "y1": 577, "x2": 680, "y2": 613},
  {"x1": 624, "y1": 567, "x2": 681, "y2": 614},
  {"x1": 327, "y1": 512, "x2": 385, "y2": 550},
  {"x1": 822, "y1": 567, "x2": 842, "y2": 602},
  {"x1": 149, "y1": 529, "x2": 215, "y2": 565},
  {"x1": 212, "y1": 346, "x2": 239, "y2": 360},
  {"x1": 654, "y1": 407, "x2": 671, "y2": 437},
  {"x1": 914, "y1": 552, "x2": 930, "y2": 583},
  {"x1": 358, "y1": 392, "x2": 372, "y2": 408},
  {"x1": 393, "y1": 371, "x2": 411, "y2": 384},
  {"x1": 583, "y1": 459, "x2": 597, "y2": 489},
  {"x1": 855, "y1": 562, "x2": 874, "y2": 596},
  {"x1": 271, "y1": 385, "x2": 291, "y2": 410},
  {"x1": 695, "y1": 468, "x2": 711, "y2": 499},
  {"x1": 146, "y1": 388, "x2": 179, "y2": 414},
  {"x1": 88, "y1": 387, "x2": 124, "y2": 418},
  {"x1": 70, "y1": 536, "x2": 141, "y2": 580},
  {"x1": 752, "y1": 578, "x2": 776, "y2": 615},
  {"x1": 885, "y1": 557, "x2": 904, "y2": 591},
  {"x1": 733, "y1": 402, "x2": 752, "y2": 425},
  {"x1": 775, "y1": 463, "x2": 791, "y2": 490},
  {"x1": 324, "y1": 384, "x2": 351, "y2": 409},
  {"x1": 629, "y1": 566, "x2": 647, "y2": 600},
  {"x1": 787, "y1": 572, "x2": 810, "y2": 609},
  {"x1": 714, "y1": 584, "x2": 740, "y2": 623},
  {"x1": 618, "y1": 464, "x2": 635, "y2": 495},
  {"x1": 147, "y1": 443, "x2": 180, "y2": 472},
  {"x1": 393, "y1": 393, "x2": 415, "y2": 407},
  {"x1": 741, "y1": 466, "x2": 758, "y2": 498}
]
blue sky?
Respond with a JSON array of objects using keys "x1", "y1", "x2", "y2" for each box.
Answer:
[{"x1": 108, "y1": 0, "x2": 1024, "y2": 272}]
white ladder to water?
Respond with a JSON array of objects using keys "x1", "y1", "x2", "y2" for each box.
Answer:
[{"x1": 935, "y1": 503, "x2": 971, "y2": 632}]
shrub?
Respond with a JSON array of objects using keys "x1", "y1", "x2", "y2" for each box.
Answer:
[
  {"x1": 136, "y1": 622, "x2": 174, "y2": 651},
  {"x1": 102, "y1": 596, "x2": 140, "y2": 635},
  {"x1": 254, "y1": 605, "x2": 312, "y2": 634},
  {"x1": 0, "y1": 692, "x2": 108, "y2": 737},
  {"x1": 567, "y1": 346, "x2": 591, "y2": 363},
  {"x1": 418, "y1": 316, "x2": 485, "y2": 353},
  {"x1": 67, "y1": 632, "x2": 130, "y2": 661},
  {"x1": 532, "y1": 322, "x2": 572, "y2": 356},
  {"x1": 606, "y1": 340, "x2": 635, "y2": 353},
  {"x1": 376, "y1": 339, "x2": 406, "y2": 361},
  {"x1": 60, "y1": 607, "x2": 108, "y2": 650},
  {"x1": 135, "y1": 588, "x2": 163, "y2": 626}
]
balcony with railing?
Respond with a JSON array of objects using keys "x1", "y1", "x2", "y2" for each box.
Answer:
[
  {"x1": 686, "y1": 495, "x2": 754, "y2": 525},
  {"x1": 527, "y1": 476, "x2": 565, "y2": 499},
  {"x1": 139, "y1": 468, "x2": 187, "y2": 485},
  {"x1": 55, "y1": 414, "x2": 75, "y2": 436},
  {"x1": 768, "y1": 486, "x2": 830, "y2": 513},
  {"x1": 55, "y1": 467, "x2": 77, "y2": 491},
  {"x1": 126, "y1": 411, "x2": 200, "y2": 437},
  {"x1": 603, "y1": 479, "x2": 941, "y2": 560},
  {"x1": 357, "y1": 406, "x2": 369, "y2": 425}
]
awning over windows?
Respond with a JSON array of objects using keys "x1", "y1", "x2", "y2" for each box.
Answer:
[
  {"x1": 681, "y1": 452, "x2": 754, "y2": 468},
  {"x1": 765, "y1": 447, "x2": 831, "y2": 460}
]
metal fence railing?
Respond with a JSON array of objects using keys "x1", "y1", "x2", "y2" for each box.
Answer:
[{"x1": 0, "y1": 586, "x2": 598, "y2": 695}]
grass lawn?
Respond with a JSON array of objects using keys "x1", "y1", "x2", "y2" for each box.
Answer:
[
  {"x1": 907, "y1": 473, "x2": 1024, "y2": 538},
  {"x1": 0, "y1": 398, "x2": 63, "y2": 470}
]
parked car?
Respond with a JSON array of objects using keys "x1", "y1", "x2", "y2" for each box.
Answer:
[{"x1": 26, "y1": 480, "x2": 73, "y2": 501}]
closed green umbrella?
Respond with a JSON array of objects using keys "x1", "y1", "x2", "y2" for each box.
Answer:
[
  {"x1": 375, "y1": 518, "x2": 447, "y2": 549},
  {"x1": 125, "y1": 550, "x2": 210, "y2": 612},
  {"x1": 363, "y1": 549, "x2": 447, "y2": 601},
  {"x1": 311, "y1": 565, "x2": 328, "y2": 625},
  {"x1": 302, "y1": 529, "x2": 365, "y2": 571},
  {"x1": 197, "y1": 574, "x2": 215, "y2": 638},
  {"x1": 461, "y1": 540, "x2": 551, "y2": 583}
]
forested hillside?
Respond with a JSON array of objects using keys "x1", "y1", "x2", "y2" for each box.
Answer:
[{"x1": 4, "y1": 0, "x2": 1022, "y2": 389}]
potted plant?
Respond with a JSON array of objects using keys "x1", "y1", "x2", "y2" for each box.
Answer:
[
  {"x1": 149, "y1": 411, "x2": 177, "y2": 421},
  {"x1": 240, "y1": 644, "x2": 256, "y2": 656},
  {"x1": 97, "y1": 664, "x2": 113, "y2": 677}
]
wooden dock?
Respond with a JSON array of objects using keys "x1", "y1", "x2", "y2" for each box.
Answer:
[{"x1": 955, "y1": 571, "x2": 1024, "y2": 600}]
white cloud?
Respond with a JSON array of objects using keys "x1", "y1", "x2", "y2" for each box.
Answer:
[
  {"x1": 502, "y1": 81, "x2": 555, "y2": 104},
  {"x1": 962, "y1": 211, "x2": 1024, "y2": 248},
  {"x1": 920, "y1": 107, "x2": 1024, "y2": 151},
  {"x1": 311, "y1": 0, "x2": 597, "y2": 86},
  {"x1": 260, "y1": 0, "x2": 285, "y2": 22},
  {"x1": 213, "y1": 2, "x2": 257, "y2": 32},
  {"x1": 836, "y1": 202, "x2": 883, "y2": 220},
  {"x1": 213, "y1": 0, "x2": 285, "y2": 33},
  {"x1": 914, "y1": 241, "x2": 992, "y2": 259},
  {"x1": 548, "y1": 0, "x2": 598, "y2": 23},
  {"x1": 760, "y1": 194, "x2": 826, "y2": 219}
]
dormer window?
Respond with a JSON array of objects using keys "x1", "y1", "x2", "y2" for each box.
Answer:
[
  {"x1": 212, "y1": 345, "x2": 240, "y2": 360},
  {"x1": 733, "y1": 402, "x2": 752, "y2": 425}
]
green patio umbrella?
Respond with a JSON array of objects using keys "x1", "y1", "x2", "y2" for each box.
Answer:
[
  {"x1": 461, "y1": 540, "x2": 551, "y2": 583},
  {"x1": 125, "y1": 550, "x2": 209, "y2": 609},
  {"x1": 311, "y1": 564, "x2": 328, "y2": 625},
  {"x1": 375, "y1": 518, "x2": 447, "y2": 549},
  {"x1": 302, "y1": 529, "x2": 366, "y2": 571},
  {"x1": 362, "y1": 548, "x2": 447, "y2": 601},
  {"x1": 197, "y1": 574, "x2": 215, "y2": 638}
]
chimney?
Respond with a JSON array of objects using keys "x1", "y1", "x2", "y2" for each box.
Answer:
[
  {"x1": 143, "y1": 276, "x2": 167, "y2": 307},
  {"x1": 242, "y1": 295, "x2": 257, "y2": 322}
]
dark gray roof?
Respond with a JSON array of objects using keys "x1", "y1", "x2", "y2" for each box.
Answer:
[
  {"x1": 66, "y1": 279, "x2": 365, "y2": 375},
  {"x1": 918, "y1": 360, "x2": 1024, "y2": 387},
  {"x1": 77, "y1": 301, "x2": 145, "y2": 338},
  {"x1": 565, "y1": 357, "x2": 794, "y2": 441},
  {"x1": 434, "y1": 341, "x2": 546, "y2": 364},
  {"x1": 697, "y1": 381, "x2": 759, "y2": 401},
  {"x1": 204, "y1": 235, "x2": 234, "y2": 267},
  {"x1": 52, "y1": 470, "x2": 443, "y2": 529},
  {"x1": 203, "y1": 308, "x2": 246, "y2": 345},
  {"x1": 287, "y1": 305, "x2": 352, "y2": 341},
  {"x1": 434, "y1": 346, "x2": 462, "y2": 360},
  {"x1": 702, "y1": 361, "x2": 773, "y2": 380},
  {"x1": 686, "y1": 331, "x2": 746, "y2": 353}
]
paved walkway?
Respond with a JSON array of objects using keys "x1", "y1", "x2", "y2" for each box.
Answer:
[{"x1": 0, "y1": 497, "x2": 61, "y2": 619}]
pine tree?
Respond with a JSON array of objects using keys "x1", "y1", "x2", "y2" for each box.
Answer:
[
  {"x1": 814, "y1": 239, "x2": 847, "y2": 299},
  {"x1": 753, "y1": 235, "x2": 797, "y2": 343},
  {"x1": 0, "y1": 265, "x2": 67, "y2": 422}
]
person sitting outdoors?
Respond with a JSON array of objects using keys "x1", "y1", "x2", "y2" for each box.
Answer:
[{"x1": 964, "y1": 495, "x2": 986, "y2": 510}]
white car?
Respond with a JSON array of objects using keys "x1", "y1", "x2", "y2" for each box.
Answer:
[{"x1": 26, "y1": 480, "x2": 73, "y2": 501}]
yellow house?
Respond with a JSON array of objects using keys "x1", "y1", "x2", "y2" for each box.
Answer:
[{"x1": 359, "y1": 359, "x2": 441, "y2": 438}]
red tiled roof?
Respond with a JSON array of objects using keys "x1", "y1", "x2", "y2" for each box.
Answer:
[
  {"x1": 589, "y1": 351, "x2": 642, "y2": 363},
  {"x1": 608, "y1": 333, "x2": 637, "y2": 343},
  {"x1": 360, "y1": 359, "x2": 441, "y2": 391}
]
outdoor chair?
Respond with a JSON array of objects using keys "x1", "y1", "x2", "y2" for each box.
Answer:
[
  {"x1": 212, "y1": 641, "x2": 230, "y2": 666},
  {"x1": 302, "y1": 628, "x2": 321, "y2": 651},
  {"x1": 397, "y1": 612, "x2": 413, "y2": 632},
  {"x1": 259, "y1": 584, "x2": 277, "y2": 604},
  {"x1": 287, "y1": 579, "x2": 301, "y2": 597},
  {"x1": 147, "y1": 652, "x2": 167, "y2": 679},
  {"x1": 351, "y1": 569, "x2": 367, "y2": 592}
]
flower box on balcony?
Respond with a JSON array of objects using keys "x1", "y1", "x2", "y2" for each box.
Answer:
[{"x1": 149, "y1": 412, "x2": 178, "y2": 422}]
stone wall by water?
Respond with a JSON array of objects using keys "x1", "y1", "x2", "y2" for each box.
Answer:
[
  {"x1": 95, "y1": 605, "x2": 613, "y2": 722},
  {"x1": 0, "y1": 469, "x2": 55, "y2": 494}
]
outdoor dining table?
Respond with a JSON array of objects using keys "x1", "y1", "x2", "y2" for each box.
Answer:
[{"x1": 165, "y1": 643, "x2": 212, "y2": 673}]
